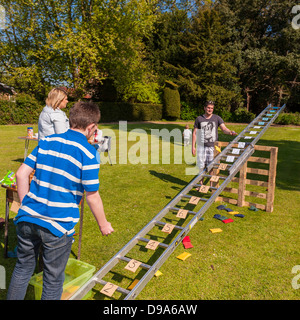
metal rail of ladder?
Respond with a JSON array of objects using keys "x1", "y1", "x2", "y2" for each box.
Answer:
[{"x1": 70, "y1": 103, "x2": 286, "y2": 300}]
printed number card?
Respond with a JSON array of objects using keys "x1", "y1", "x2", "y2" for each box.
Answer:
[
  {"x1": 232, "y1": 148, "x2": 240, "y2": 155},
  {"x1": 125, "y1": 259, "x2": 142, "y2": 273},
  {"x1": 100, "y1": 282, "x2": 118, "y2": 297},
  {"x1": 145, "y1": 240, "x2": 160, "y2": 250},
  {"x1": 176, "y1": 209, "x2": 189, "y2": 219},
  {"x1": 162, "y1": 223, "x2": 175, "y2": 234},
  {"x1": 226, "y1": 156, "x2": 235, "y2": 162},
  {"x1": 218, "y1": 163, "x2": 228, "y2": 171},
  {"x1": 199, "y1": 185, "x2": 210, "y2": 193},
  {"x1": 189, "y1": 196, "x2": 200, "y2": 205},
  {"x1": 210, "y1": 175, "x2": 219, "y2": 183}
]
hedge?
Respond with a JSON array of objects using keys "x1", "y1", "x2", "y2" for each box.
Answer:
[
  {"x1": 274, "y1": 112, "x2": 300, "y2": 126},
  {"x1": 0, "y1": 93, "x2": 44, "y2": 125},
  {"x1": 98, "y1": 101, "x2": 163, "y2": 122},
  {"x1": 1, "y1": 94, "x2": 298, "y2": 125},
  {"x1": 163, "y1": 81, "x2": 181, "y2": 119},
  {"x1": 0, "y1": 97, "x2": 163, "y2": 124}
]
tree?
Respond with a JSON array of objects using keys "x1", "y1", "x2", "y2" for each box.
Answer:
[
  {"x1": 144, "y1": 8, "x2": 190, "y2": 85},
  {"x1": 0, "y1": 0, "x2": 159, "y2": 102},
  {"x1": 162, "y1": 6, "x2": 241, "y2": 113},
  {"x1": 216, "y1": 0, "x2": 300, "y2": 112}
]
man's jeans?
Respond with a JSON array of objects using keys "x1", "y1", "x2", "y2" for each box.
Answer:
[{"x1": 7, "y1": 222, "x2": 73, "y2": 300}]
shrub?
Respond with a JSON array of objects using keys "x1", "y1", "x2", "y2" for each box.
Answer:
[
  {"x1": 231, "y1": 108, "x2": 255, "y2": 123},
  {"x1": 0, "y1": 100, "x2": 14, "y2": 125},
  {"x1": 0, "y1": 94, "x2": 43, "y2": 124},
  {"x1": 163, "y1": 81, "x2": 181, "y2": 119},
  {"x1": 13, "y1": 93, "x2": 44, "y2": 124},
  {"x1": 98, "y1": 102, "x2": 163, "y2": 122},
  {"x1": 275, "y1": 112, "x2": 300, "y2": 125},
  {"x1": 180, "y1": 101, "x2": 198, "y2": 120},
  {"x1": 216, "y1": 109, "x2": 232, "y2": 122}
]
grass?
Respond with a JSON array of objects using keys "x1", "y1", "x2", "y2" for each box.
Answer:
[{"x1": 0, "y1": 122, "x2": 299, "y2": 300}]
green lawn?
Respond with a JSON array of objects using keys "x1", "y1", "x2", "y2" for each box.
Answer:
[{"x1": 0, "y1": 123, "x2": 299, "y2": 300}]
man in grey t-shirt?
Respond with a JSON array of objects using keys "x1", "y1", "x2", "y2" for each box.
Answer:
[{"x1": 192, "y1": 101, "x2": 237, "y2": 174}]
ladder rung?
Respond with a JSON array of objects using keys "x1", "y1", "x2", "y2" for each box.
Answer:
[
  {"x1": 138, "y1": 237, "x2": 169, "y2": 249},
  {"x1": 212, "y1": 163, "x2": 233, "y2": 169},
  {"x1": 221, "y1": 155, "x2": 238, "y2": 160},
  {"x1": 96, "y1": 279, "x2": 131, "y2": 296},
  {"x1": 202, "y1": 174, "x2": 227, "y2": 180},
  {"x1": 119, "y1": 256, "x2": 152, "y2": 270},
  {"x1": 169, "y1": 207, "x2": 197, "y2": 215},
  {"x1": 182, "y1": 195, "x2": 208, "y2": 202},
  {"x1": 194, "y1": 184, "x2": 217, "y2": 190}
]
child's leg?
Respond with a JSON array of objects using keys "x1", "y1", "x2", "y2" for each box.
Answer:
[
  {"x1": 41, "y1": 228, "x2": 73, "y2": 300},
  {"x1": 7, "y1": 222, "x2": 41, "y2": 300}
]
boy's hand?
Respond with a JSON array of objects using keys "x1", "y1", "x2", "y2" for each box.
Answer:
[
  {"x1": 100, "y1": 221, "x2": 114, "y2": 236},
  {"x1": 192, "y1": 146, "x2": 196, "y2": 156}
]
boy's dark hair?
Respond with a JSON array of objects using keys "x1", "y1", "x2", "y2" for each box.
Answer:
[
  {"x1": 69, "y1": 101, "x2": 101, "y2": 129},
  {"x1": 205, "y1": 100, "x2": 215, "y2": 107}
]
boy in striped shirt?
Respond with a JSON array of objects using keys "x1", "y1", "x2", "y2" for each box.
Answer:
[{"x1": 7, "y1": 101, "x2": 114, "y2": 300}]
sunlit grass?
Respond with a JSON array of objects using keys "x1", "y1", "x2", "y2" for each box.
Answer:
[{"x1": 0, "y1": 123, "x2": 299, "y2": 300}]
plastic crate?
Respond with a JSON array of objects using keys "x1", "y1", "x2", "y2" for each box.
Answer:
[{"x1": 29, "y1": 258, "x2": 96, "y2": 300}]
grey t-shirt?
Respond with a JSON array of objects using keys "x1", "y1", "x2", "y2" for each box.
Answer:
[
  {"x1": 193, "y1": 114, "x2": 224, "y2": 147},
  {"x1": 38, "y1": 106, "x2": 70, "y2": 141}
]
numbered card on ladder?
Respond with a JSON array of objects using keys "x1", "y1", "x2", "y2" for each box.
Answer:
[
  {"x1": 162, "y1": 223, "x2": 175, "y2": 234},
  {"x1": 199, "y1": 185, "x2": 210, "y2": 193},
  {"x1": 232, "y1": 148, "x2": 240, "y2": 155},
  {"x1": 176, "y1": 209, "x2": 189, "y2": 219},
  {"x1": 145, "y1": 240, "x2": 160, "y2": 250},
  {"x1": 226, "y1": 156, "x2": 235, "y2": 162},
  {"x1": 210, "y1": 175, "x2": 219, "y2": 183},
  {"x1": 125, "y1": 259, "x2": 142, "y2": 273},
  {"x1": 238, "y1": 142, "x2": 245, "y2": 149},
  {"x1": 189, "y1": 196, "x2": 200, "y2": 205},
  {"x1": 100, "y1": 282, "x2": 118, "y2": 297},
  {"x1": 218, "y1": 163, "x2": 228, "y2": 170}
]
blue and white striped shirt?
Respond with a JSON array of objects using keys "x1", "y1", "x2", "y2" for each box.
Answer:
[{"x1": 14, "y1": 129, "x2": 100, "y2": 237}]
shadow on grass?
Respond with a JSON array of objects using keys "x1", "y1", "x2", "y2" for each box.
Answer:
[
  {"x1": 258, "y1": 139, "x2": 300, "y2": 192},
  {"x1": 149, "y1": 170, "x2": 188, "y2": 187}
]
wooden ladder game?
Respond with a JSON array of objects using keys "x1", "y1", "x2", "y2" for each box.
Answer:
[{"x1": 70, "y1": 103, "x2": 286, "y2": 300}]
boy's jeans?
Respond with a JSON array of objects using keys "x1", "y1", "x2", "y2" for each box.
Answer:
[{"x1": 7, "y1": 221, "x2": 73, "y2": 300}]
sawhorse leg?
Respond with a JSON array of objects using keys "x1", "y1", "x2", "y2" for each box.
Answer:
[
  {"x1": 77, "y1": 192, "x2": 84, "y2": 260},
  {"x1": 24, "y1": 139, "x2": 30, "y2": 160},
  {"x1": 4, "y1": 189, "x2": 10, "y2": 258}
]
